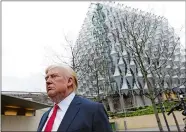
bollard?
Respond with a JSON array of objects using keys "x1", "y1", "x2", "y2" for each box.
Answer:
[{"x1": 124, "y1": 120, "x2": 127, "y2": 130}]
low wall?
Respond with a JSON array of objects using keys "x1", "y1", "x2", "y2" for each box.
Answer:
[
  {"x1": 109, "y1": 111, "x2": 184, "y2": 130},
  {"x1": 1, "y1": 108, "x2": 49, "y2": 131}
]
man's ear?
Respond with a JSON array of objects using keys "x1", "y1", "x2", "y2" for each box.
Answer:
[{"x1": 67, "y1": 77, "x2": 73, "y2": 87}]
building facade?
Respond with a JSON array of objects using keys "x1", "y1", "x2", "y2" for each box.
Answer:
[{"x1": 74, "y1": 2, "x2": 186, "y2": 112}]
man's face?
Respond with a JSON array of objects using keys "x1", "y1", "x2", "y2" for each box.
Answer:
[{"x1": 45, "y1": 68, "x2": 68, "y2": 98}]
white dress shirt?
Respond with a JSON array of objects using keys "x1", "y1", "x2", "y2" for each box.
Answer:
[{"x1": 42, "y1": 92, "x2": 75, "y2": 131}]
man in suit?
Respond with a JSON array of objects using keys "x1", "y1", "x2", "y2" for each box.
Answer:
[{"x1": 37, "y1": 65, "x2": 112, "y2": 132}]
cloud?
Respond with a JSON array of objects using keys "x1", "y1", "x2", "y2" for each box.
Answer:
[{"x1": 2, "y1": 73, "x2": 46, "y2": 92}]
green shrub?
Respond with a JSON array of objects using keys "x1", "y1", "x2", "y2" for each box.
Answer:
[
  {"x1": 108, "y1": 101, "x2": 178, "y2": 118},
  {"x1": 138, "y1": 106, "x2": 143, "y2": 110}
]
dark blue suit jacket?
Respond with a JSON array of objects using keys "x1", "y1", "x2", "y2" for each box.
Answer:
[{"x1": 37, "y1": 95, "x2": 113, "y2": 132}]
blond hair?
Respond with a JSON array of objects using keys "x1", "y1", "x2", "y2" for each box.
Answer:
[{"x1": 45, "y1": 64, "x2": 78, "y2": 91}]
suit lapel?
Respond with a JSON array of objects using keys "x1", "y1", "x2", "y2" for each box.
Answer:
[
  {"x1": 57, "y1": 95, "x2": 81, "y2": 132},
  {"x1": 37, "y1": 108, "x2": 52, "y2": 132}
]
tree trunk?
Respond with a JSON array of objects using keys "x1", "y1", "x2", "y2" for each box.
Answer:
[
  {"x1": 151, "y1": 99, "x2": 164, "y2": 132},
  {"x1": 167, "y1": 94, "x2": 181, "y2": 132},
  {"x1": 159, "y1": 98, "x2": 170, "y2": 132},
  {"x1": 172, "y1": 111, "x2": 181, "y2": 132},
  {"x1": 145, "y1": 76, "x2": 164, "y2": 132}
]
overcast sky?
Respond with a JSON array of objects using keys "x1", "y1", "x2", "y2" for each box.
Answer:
[{"x1": 2, "y1": 1, "x2": 185, "y2": 92}]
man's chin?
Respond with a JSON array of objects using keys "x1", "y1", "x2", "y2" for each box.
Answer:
[{"x1": 47, "y1": 91, "x2": 56, "y2": 97}]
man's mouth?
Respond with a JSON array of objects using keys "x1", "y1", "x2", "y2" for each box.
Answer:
[{"x1": 47, "y1": 87, "x2": 53, "y2": 92}]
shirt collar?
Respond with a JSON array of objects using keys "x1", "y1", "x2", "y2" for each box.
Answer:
[{"x1": 57, "y1": 92, "x2": 75, "y2": 111}]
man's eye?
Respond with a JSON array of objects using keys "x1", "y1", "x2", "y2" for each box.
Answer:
[
  {"x1": 45, "y1": 75, "x2": 59, "y2": 80},
  {"x1": 45, "y1": 77, "x2": 48, "y2": 81},
  {"x1": 51, "y1": 75, "x2": 58, "y2": 78}
]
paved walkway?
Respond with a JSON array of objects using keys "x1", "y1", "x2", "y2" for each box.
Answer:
[{"x1": 116, "y1": 125, "x2": 185, "y2": 131}]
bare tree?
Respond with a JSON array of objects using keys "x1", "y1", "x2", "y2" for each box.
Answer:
[
  {"x1": 44, "y1": 31, "x2": 88, "y2": 79},
  {"x1": 117, "y1": 7, "x2": 184, "y2": 131}
]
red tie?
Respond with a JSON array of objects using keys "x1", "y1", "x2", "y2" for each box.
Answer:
[{"x1": 44, "y1": 104, "x2": 59, "y2": 132}]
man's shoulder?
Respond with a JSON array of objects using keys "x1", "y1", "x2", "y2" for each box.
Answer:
[
  {"x1": 76, "y1": 95, "x2": 100, "y2": 106},
  {"x1": 76, "y1": 96, "x2": 103, "y2": 112}
]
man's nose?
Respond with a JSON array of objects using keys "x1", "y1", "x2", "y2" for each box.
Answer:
[{"x1": 46, "y1": 77, "x2": 52, "y2": 85}]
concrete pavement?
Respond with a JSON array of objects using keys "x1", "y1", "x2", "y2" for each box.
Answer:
[{"x1": 116, "y1": 125, "x2": 185, "y2": 131}]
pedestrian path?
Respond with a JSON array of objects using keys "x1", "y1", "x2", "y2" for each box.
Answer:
[{"x1": 116, "y1": 125, "x2": 185, "y2": 131}]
